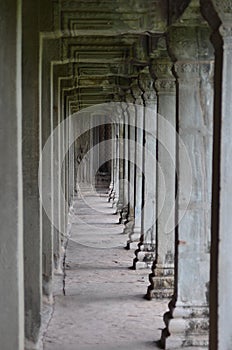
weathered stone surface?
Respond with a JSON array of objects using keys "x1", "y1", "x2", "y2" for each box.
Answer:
[
  {"x1": 42, "y1": 190, "x2": 167, "y2": 350},
  {"x1": 159, "y1": 3, "x2": 214, "y2": 348},
  {"x1": 210, "y1": 5, "x2": 232, "y2": 349},
  {"x1": 0, "y1": 1, "x2": 24, "y2": 349},
  {"x1": 146, "y1": 40, "x2": 176, "y2": 297},
  {"x1": 133, "y1": 68, "x2": 157, "y2": 269},
  {"x1": 127, "y1": 82, "x2": 144, "y2": 249},
  {"x1": 22, "y1": 0, "x2": 42, "y2": 346},
  {"x1": 41, "y1": 39, "x2": 60, "y2": 301}
]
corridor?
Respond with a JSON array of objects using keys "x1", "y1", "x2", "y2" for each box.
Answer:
[
  {"x1": 2, "y1": 1, "x2": 232, "y2": 349},
  {"x1": 43, "y1": 187, "x2": 166, "y2": 350}
]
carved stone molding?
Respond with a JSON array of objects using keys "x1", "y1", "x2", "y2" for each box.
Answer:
[
  {"x1": 152, "y1": 57, "x2": 175, "y2": 93},
  {"x1": 213, "y1": 0, "x2": 232, "y2": 23},
  {"x1": 138, "y1": 68, "x2": 153, "y2": 91},
  {"x1": 200, "y1": 62, "x2": 215, "y2": 83},
  {"x1": 175, "y1": 62, "x2": 199, "y2": 76},
  {"x1": 137, "y1": 68, "x2": 156, "y2": 104},
  {"x1": 150, "y1": 36, "x2": 174, "y2": 79},
  {"x1": 152, "y1": 61, "x2": 173, "y2": 78},
  {"x1": 174, "y1": 61, "x2": 214, "y2": 81},
  {"x1": 143, "y1": 90, "x2": 157, "y2": 104},
  {"x1": 131, "y1": 84, "x2": 143, "y2": 105},
  {"x1": 219, "y1": 24, "x2": 232, "y2": 49},
  {"x1": 155, "y1": 78, "x2": 176, "y2": 93}
]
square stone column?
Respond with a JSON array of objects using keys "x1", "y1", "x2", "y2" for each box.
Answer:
[
  {"x1": 0, "y1": 1, "x2": 24, "y2": 349},
  {"x1": 122, "y1": 102, "x2": 130, "y2": 223},
  {"x1": 159, "y1": 4, "x2": 215, "y2": 348},
  {"x1": 133, "y1": 68, "x2": 157, "y2": 269},
  {"x1": 118, "y1": 99, "x2": 130, "y2": 224},
  {"x1": 126, "y1": 83, "x2": 144, "y2": 249},
  {"x1": 210, "y1": 1, "x2": 232, "y2": 348},
  {"x1": 40, "y1": 38, "x2": 60, "y2": 301},
  {"x1": 146, "y1": 50, "x2": 176, "y2": 298},
  {"x1": 116, "y1": 113, "x2": 125, "y2": 217},
  {"x1": 111, "y1": 98, "x2": 124, "y2": 215},
  {"x1": 122, "y1": 92, "x2": 136, "y2": 237},
  {"x1": 59, "y1": 77, "x2": 72, "y2": 237},
  {"x1": 52, "y1": 65, "x2": 69, "y2": 276},
  {"x1": 22, "y1": 0, "x2": 44, "y2": 346},
  {"x1": 108, "y1": 122, "x2": 117, "y2": 201},
  {"x1": 112, "y1": 122, "x2": 120, "y2": 209},
  {"x1": 217, "y1": 23, "x2": 232, "y2": 350}
]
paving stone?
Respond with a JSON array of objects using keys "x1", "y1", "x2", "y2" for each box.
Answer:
[{"x1": 43, "y1": 191, "x2": 167, "y2": 350}]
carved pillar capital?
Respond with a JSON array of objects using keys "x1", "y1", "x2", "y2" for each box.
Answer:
[
  {"x1": 125, "y1": 89, "x2": 135, "y2": 104},
  {"x1": 131, "y1": 82, "x2": 143, "y2": 105},
  {"x1": 168, "y1": 25, "x2": 214, "y2": 62},
  {"x1": 209, "y1": 0, "x2": 232, "y2": 48},
  {"x1": 167, "y1": 23, "x2": 214, "y2": 82},
  {"x1": 143, "y1": 89, "x2": 157, "y2": 106},
  {"x1": 152, "y1": 59, "x2": 175, "y2": 93},
  {"x1": 138, "y1": 67, "x2": 157, "y2": 106},
  {"x1": 219, "y1": 24, "x2": 232, "y2": 49},
  {"x1": 212, "y1": 0, "x2": 232, "y2": 27},
  {"x1": 152, "y1": 60, "x2": 173, "y2": 78},
  {"x1": 174, "y1": 61, "x2": 200, "y2": 80},
  {"x1": 150, "y1": 37, "x2": 176, "y2": 93}
]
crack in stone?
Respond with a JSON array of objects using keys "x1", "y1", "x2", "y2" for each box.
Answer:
[{"x1": 62, "y1": 236, "x2": 70, "y2": 296}]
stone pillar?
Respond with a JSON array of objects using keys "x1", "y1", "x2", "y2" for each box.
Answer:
[
  {"x1": 108, "y1": 122, "x2": 116, "y2": 201},
  {"x1": 210, "y1": 2, "x2": 232, "y2": 349},
  {"x1": 116, "y1": 110, "x2": 125, "y2": 218},
  {"x1": 116, "y1": 95, "x2": 130, "y2": 224},
  {"x1": 123, "y1": 90, "x2": 136, "y2": 237},
  {"x1": 146, "y1": 49, "x2": 176, "y2": 298},
  {"x1": 52, "y1": 65, "x2": 69, "y2": 275},
  {"x1": 52, "y1": 65, "x2": 60, "y2": 274},
  {"x1": 59, "y1": 77, "x2": 71, "y2": 237},
  {"x1": 112, "y1": 103, "x2": 121, "y2": 210},
  {"x1": 127, "y1": 82, "x2": 144, "y2": 249},
  {"x1": 65, "y1": 103, "x2": 70, "y2": 202},
  {"x1": 68, "y1": 116, "x2": 75, "y2": 202},
  {"x1": 40, "y1": 38, "x2": 60, "y2": 301},
  {"x1": 60, "y1": 84, "x2": 70, "y2": 234},
  {"x1": 133, "y1": 68, "x2": 157, "y2": 269},
  {"x1": 0, "y1": 1, "x2": 24, "y2": 349},
  {"x1": 89, "y1": 114, "x2": 95, "y2": 189},
  {"x1": 159, "y1": 6, "x2": 214, "y2": 348},
  {"x1": 22, "y1": 0, "x2": 43, "y2": 346},
  {"x1": 120, "y1": 98, "x2": 130, "y2": 224},
  {"x1": 93, "y1": 118, "x2": 100, "y2": 187}
]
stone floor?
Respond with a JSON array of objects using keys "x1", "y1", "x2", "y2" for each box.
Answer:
[{"x1": 42, "y1": 187, "x2": 168, "y2": 350}]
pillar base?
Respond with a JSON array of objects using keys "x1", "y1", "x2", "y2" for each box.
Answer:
[
  {"x1": 42, "y1": 277, "x2": 53, "y2": 304},
  {"x1": 126, "y1": 226, "x2": 141, "y2": 249},
  {"x1": 25, "y1": 339, "x2": 40, "y2": 350},
  {"x1": 160, "y1": 303, "x2": 209, "y2": 349},
  {"x1": 146, "y1": 264, "x2": 174, "y2": 299},
  {"x1": 54, "y1": 254, "x2": 63, "y2": 275},
  {"x1": 119, "y1": 206, "x2": 129, "y2": 224},
  {"x1": 108, "y1": 182, "x2": 114, "y2": 201},
  {"x1": 134, "y1": 260, "x2": 153, "y2": 269},
  {"x1": 54, "y1": 265, "x2": 63, "y2": 276},
  {"x1": 126, "y1": 239, "x2": 140, "y2": 250},
  {"x1": 133, "y1": 250, "x2": 155, "y2": 269},
  {"x1": 122, "y1": 218, "x2": 134, "y2": 234},
  {"x1": 109, "y1": 189, "x2": 115, "y2": 202},
  {"x1": 112, "y1": 195, "x2": 119, "y2": 210},
  {"x1": 146, "y1": 276, "x2": 174, "y2": 299}
]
